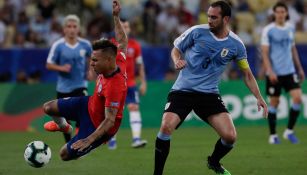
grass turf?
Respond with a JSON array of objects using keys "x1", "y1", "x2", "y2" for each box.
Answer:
[{"x1": 0, "y1": 125, "x2": 306, "y2": 175}]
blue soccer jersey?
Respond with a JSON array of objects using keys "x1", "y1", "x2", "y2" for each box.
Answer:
[
  {"x1": 173, "y1": 24, "x2": 247, "y2": 94},
  {"x1": 261, "y1": 22, "x2": 296, "y2": 76},
  {"x1": 47, "y1": 37, "x2": 92, "y2": 93}
]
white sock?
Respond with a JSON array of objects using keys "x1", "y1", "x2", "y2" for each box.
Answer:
[
  {"x1": 53, "y1": 117, "x2": 68, "y2": 128},
  {"x1": 284, "y1": 129, "x2": 293, "y2": 135},
  {"x1": 129, "y1": 111, "x2": 142, "y2": 139},
  {"x1": 110, "y1": 135, "x2": 117, "y2": 141}
]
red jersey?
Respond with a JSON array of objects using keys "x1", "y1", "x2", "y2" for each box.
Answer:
[
  {"x1": 111, "y1": 38, "x2": 142, "y2": 87},
  {"x1": 87, "y1": 50, "x2": 127, "y2": 135}
]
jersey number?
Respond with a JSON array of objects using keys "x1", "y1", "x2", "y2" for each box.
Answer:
[{"x1": 202, "y1": 57, "x2": 211, "y2": 69}]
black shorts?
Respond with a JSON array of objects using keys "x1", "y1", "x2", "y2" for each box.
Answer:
[
  {"x1": 266, "y1": 73, "x2": 300, "y2": 97},
  {"x1": 164, "y1": 91, "x2": 228, "y2": 128},
  {"x1": 57, "y1": 87, "x2": 88, "y2": 99}
]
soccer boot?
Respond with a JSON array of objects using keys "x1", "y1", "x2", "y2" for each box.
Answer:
[
  {"x1": 44, "y1": 121, "x2": 72, "y2": 134},
  {"x1": 268, "y1": 134, "x2": 281, "y2": 144},
  {"x1": 283, "y1": 129, "x2": 299, "y2": 144},
  {"x1": 207, "y1": 156, "x2": 231, "y2": 175},
  {"x1": 131, "y1": 138, "x2": 147, "y2": 148},
  {"x1": 108, "y1": 139, "x2": 117, "y2": 150}
]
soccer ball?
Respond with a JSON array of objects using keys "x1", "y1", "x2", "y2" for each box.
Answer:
[{"x1": 24, "y1": 141, "x2": 51, "y2": 168}]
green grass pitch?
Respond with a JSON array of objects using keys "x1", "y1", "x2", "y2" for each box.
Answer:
[{"x1": 0, "y1": 126, "x2": 306, "y2": 175}]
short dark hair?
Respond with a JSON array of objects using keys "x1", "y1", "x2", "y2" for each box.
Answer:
[
  {"x1": 210, "y1": 0, "x2": 232, "y2": 18},
  {"x1": 92, "y1": 38, "x2": 117, "y2": 56},
  {"x1": 272, "y1": 2, "x2": 289, "y2": 20}
]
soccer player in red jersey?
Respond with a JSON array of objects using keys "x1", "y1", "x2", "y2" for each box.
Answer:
[
  {"x1": 42, "y1": 0, "x2": 128, "y2": 160},
  {"x1": 108, "y1": 19, "x2": 148, "y2": 149}
]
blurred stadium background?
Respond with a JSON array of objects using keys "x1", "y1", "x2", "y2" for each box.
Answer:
[{"x1": 0, "y1": 0, "x2": 307, "y2": 174}]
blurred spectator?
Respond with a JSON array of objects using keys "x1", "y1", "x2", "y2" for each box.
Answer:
[
  {"x1": 46, "y1": 18, "x2": 62, "y2": 46},
  {"x1": 236, "y1": 0, "x2": 251, "y2": 12},
  {"x1": 177, "y1": 0, "x2": 194, "y2": 34},
  {"x1": 0, "y1": 17, "x2": 6, "y2": 47},
  {"x1": 156, "y1": 4, "x2": 179, "y2": 45},
  {"x1": 197, "y1": 0, "x2": 209, "y2": 24},
  {"x1": 13, "y1": 32, "x2": 35, "y2": 48},
  {"x1": 37, "y1": 0, "x2": 55, "y2": 20},
  {"x1": 29, "y1": 14, "x2": 50, "y2": 46},
  {"x1": 86, "y1": 9, "x2": 111, "y2": 41},
  {"x1": 16, "y1": 11, "x2": 30, "y2": 36},
  {"x1": 142, "y1": 0, "x2": 160, "y2": 44},
  {"x1": 297, "y1": 0, "x2": 307, "y2": 31}
]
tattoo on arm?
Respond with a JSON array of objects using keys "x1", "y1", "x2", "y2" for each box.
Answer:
[{"x1": 114, "y1": 16, "x2": 127, "y2": 51}]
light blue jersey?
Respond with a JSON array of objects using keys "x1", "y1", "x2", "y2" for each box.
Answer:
[
  {"x1": 173, "y1": 24, "x2": 247, "y2": 94},
  {"x1": 261, "y1": 22, "x2": 295, "y2": 75},
  {"x1": 47, "y1": 37, "x2": 92, "y2": 93}
]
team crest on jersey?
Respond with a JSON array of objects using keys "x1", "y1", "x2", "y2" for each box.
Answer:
[
  {"x1": 221, "y1": 48, "x2": 229, "y2": 57},
  {"x1": 80, "y1": 49, "x2": 86, "y2": 57},
  {"x1": 98, "y1": 83, "x2": 102, "y2": 93}
]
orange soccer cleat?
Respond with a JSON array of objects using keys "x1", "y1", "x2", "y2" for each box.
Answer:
[{"x1": 44, "y1": 121, "x2": 72, "y2": 134}]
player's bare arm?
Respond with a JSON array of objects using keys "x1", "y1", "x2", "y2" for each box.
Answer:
[
  {"x1": 46, "y1": 63, "x2": 71, "y2": 73},
  {"x1": 291, "y1": 46, "x2": 305, "y2": 82},
  {"x1": 238, "y1": 60, "x2": 268, "y2": 118},
  {"x1": 261, "y1": 45, "x2": 277, "y2": 83},
  {"x1": 113, "y1": 0, "x2": 127, "y2": 51},
  {"x1": 171, "y1": 47, "x2": 186, "y2": 70},
  {"x1": 138, "y1": 63, "x2": 147, "y2": 95},
  {"x1": 71, "y1": 107, "x2": 118, "y2": 151}
]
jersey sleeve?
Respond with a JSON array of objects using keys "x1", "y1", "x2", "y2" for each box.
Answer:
[
  {"x1": 173, "y1": 26, "x2": 196, "y2": 54},
  {"x1": 46, "y1": 42, "x2": 60, "y2": 64},
  {"x1": 235, "y1": 40, "x2": 247, "y2": 61},
  {"x1": 134, "y1": 41, "x2": 143, "y2": 64},
  {"x1": 261, "y1": 26, "x2": 270, "y2": 46},
  {"x1": 86, "y1": 41, "x2": 93, "y2": 58}
]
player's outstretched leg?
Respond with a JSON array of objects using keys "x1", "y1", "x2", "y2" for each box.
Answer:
[
  {"x1": 207, "y1": 139, "x2": 233, "y2": 175},
  {"x1": 43, "y1": 100, "x2": 72, "y2": 134},
  {"x1": 154, "y1": 132, "x2": 170, "y2": 175}
]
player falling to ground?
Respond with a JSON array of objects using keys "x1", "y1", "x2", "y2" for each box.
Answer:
[
  {"x1": 108, "y1": 19, "x2": 148, "y2": 149},
  {"x1": 261, "y1": 2, "x2": 305, "y2": 145},
  {"x1": 46, "y1": 14, "x2": 93, "y2": 143},
  {"x1": 153, "y1": 1, "x2": 268, "y2": 175},
  {"x1": 43, "y1": 0, "x2": 128, "y2": 160}
]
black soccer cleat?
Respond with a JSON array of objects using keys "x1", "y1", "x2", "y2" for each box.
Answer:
[{"x1": 207, "y1": 156, "x2": 231, "y2": 175}]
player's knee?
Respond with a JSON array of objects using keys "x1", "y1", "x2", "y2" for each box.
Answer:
[
  {"x1": 292, "y1": 97, "x2": 302, "y2": 104},
  {"x1": 43, "y1": 100, "x2": 57, "y2": 115},
  {"x1": 160, "y1": 122, "x2": 174, "y2": 135},
  {"x1": 270, "y1": 99, "x2": 280, "y2": 107},
  {"x1": 222, "y1": 131, "x2": 237, "y2": 144},
  {"x1": 60, "y1": 147, "x2": 71, "y2": 161},
  {"x1": 127, "y1": 104, "x2": 139, "y2": 111},
  {"x1": 43, "y1": 101, "x2": 52, "y2": 115}
]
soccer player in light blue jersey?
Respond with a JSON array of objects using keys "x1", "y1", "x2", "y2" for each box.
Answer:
[
  {"x1": 46, "y1": 14, "x2": 93, "y2": 143},
  {"x1": 261, "y1": 2, "x2": 305, "y2": 145},
  {"x1": 153, "y1": 1, "x2": 268, "y2": 175}
]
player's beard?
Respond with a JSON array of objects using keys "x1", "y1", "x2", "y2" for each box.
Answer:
[{"x1": 209, "y1": 22, "x2": 223, "y2": 35}]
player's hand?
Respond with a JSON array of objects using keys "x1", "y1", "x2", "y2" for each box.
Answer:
[
  {"x1": 71, "y1": 138, "x2": 93, "y2": 152},
  {"x1": 268, "y1": 72, "x2": 278, "y2": 84},
  {"x1": 257, "y1": 97, "x2": 268, "y2": 118},
  {"x1": 139, "y1": 81, "x2": 147, "y2": 95},
  {"x1": 298, "y1": 69, "x2": 305, "y2": 83},
  {"x1": 62, "y1": 64, "x2": 71, "y2": 73},
  {"x1": 174, "y1": 59, "x2": 186, "y2": 70},
  {"x1": 112, "y1": 0, "x2": 121, "y2": 16}
]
